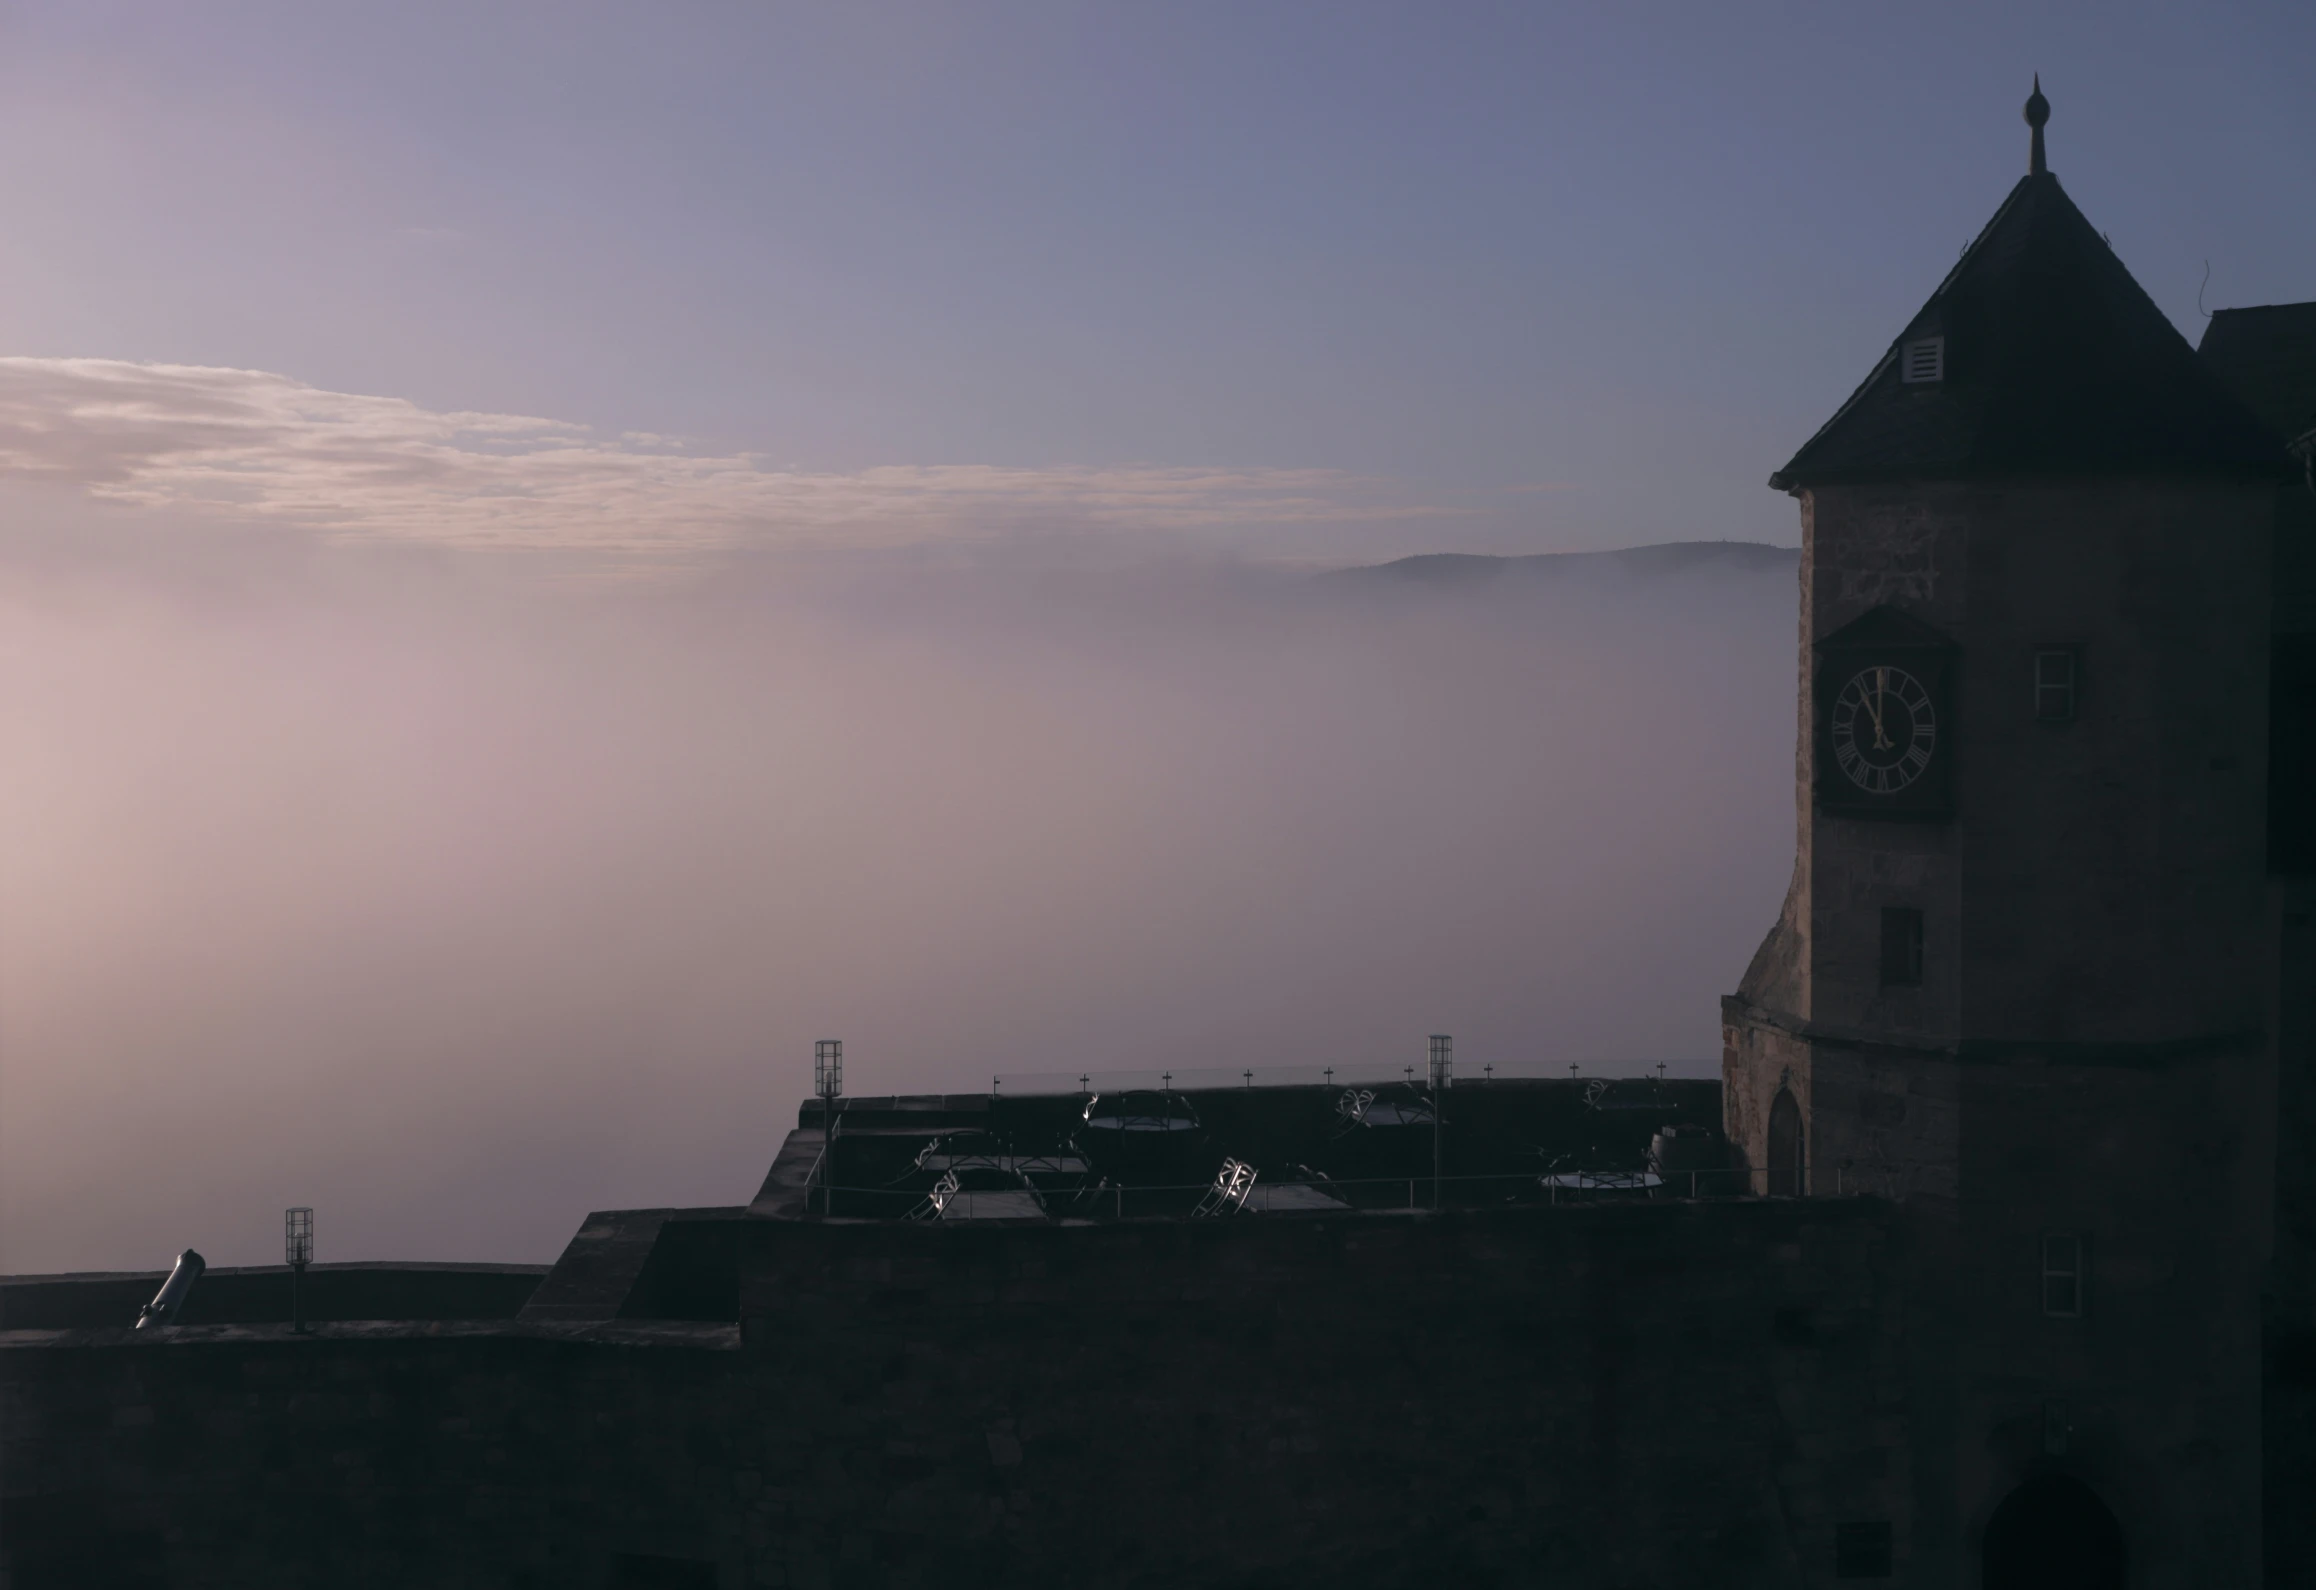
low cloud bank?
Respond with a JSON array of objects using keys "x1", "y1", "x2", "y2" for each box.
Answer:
[
  {"x1": 0, "y1": 515, "x2": 1796, "y2": 1271},
  {"x1": 0, "y1": 358, "x2": 1436, "y2": 554}
]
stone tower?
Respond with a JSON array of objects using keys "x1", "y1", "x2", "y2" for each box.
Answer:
[{"x1": 1721, "y1": 83, "x2": 2294, "y2": 1584}]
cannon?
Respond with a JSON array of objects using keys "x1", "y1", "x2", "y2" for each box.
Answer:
[{"x1": 133, "y1": 1249, "x2": 206, "y2": 1329}]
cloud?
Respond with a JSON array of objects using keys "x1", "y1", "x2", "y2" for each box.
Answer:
[
  {"x1": 0, "y1": 358, "x2": 1433, "y2": 554},
  {"x1": 0, "y1": 530, "x2": 1796, "y2": 1268}
]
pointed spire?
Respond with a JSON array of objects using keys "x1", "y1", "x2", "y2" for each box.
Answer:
[{"x1": 2025, "y1": 74, "x2": 2050, "y2": 176}]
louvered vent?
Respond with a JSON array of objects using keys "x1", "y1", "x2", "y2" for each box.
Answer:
[{"x1": 1901, "y1": 336, "x2": 1945, "y2": 384}]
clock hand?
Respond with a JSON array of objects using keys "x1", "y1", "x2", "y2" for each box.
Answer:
[{"x1": 1865, "y1": 668, "x2": 1893, "y2": 751}]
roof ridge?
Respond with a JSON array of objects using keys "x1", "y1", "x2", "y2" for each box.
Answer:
[
  {"x1": 1769, "y1": 165, "x2": 2286, "y2": 490},
  {"x1": 1770, "y1": 175, "x2": 2043, "y2": 493}
]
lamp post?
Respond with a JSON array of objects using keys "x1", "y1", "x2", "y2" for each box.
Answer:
[
  {"x1": 284, "y1": 1207, "x2": 313, "y2": 1334},
  {"x1": 814, "y1": 1040, "x2": 843, "y2": 1217},
  {"x1": 1428, "y1": 1035, "x2": 1452, "y2": 1210}
]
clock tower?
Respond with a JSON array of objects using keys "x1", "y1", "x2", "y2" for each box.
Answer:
[{"x1": 1722, "y1": 83, "x2": 2294, "y2": 1583}]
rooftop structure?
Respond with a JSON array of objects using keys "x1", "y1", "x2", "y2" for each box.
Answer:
[
  {"x1": 1770, "y1": 88, "x2": 2284, "y2": 492},
  {"x1": 760, "y1": 1074, "x2": 1726, "y2": 1224},
  {"x1": 2199, "y1": 299, "x2": 2316, "y2": 466}
]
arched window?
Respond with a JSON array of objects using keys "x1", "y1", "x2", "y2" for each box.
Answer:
[
  {"x1": 1767, "y1": 1088, "x2": 1804, "y2": 1197},
  {"x1": 1982, "y1": 1473, "x2": 2125, "y2": 1590}
]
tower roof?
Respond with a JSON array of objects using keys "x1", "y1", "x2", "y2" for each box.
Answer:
[
  {"x1": 2197, "y1": 301, "x2": 2316, "y2": 455},
  {"x1": 1770, "y1": 86, "x2": 2287, "y2": 492}
]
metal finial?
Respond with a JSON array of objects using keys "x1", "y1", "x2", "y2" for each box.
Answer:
[{"x1": 2024, "y1": 74, "x2": 2049, "y2": 176}]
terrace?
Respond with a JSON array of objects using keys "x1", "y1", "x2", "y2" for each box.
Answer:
[{"x1": 763, "y1": 1071, "x2": 1731, "y2": 1224}]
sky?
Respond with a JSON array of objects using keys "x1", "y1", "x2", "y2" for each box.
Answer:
[
  {"x1": 1, "y1": 0, "x2": 2308, "y2": 559},
  {"x1": 1, "y1": 2, "x2": 2308, "y2": 1270}
]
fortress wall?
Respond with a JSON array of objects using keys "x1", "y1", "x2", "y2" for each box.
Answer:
[
  {"x1": 1803, "y1": 1049, "x2": 1958, "y2": 1207},
  {"x1": 0, "y1": 1264, "x2": 550, "y2": 1332},
  {"x1": 3, "y1": 1198, "x2": 1914, "y2": 1590},
  {"x1": 1944, "y1": 1048, "x2": 2274, "y2": 1587}
]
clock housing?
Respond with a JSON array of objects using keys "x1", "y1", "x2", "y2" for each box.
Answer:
[{"x1": 1813, "y1": 605, "x2": 1957, "y2": 820}]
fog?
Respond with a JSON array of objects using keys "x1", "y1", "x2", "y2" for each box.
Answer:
[{"x1": 0, "y1": 506, "x2": 1798, "y2": 1272}]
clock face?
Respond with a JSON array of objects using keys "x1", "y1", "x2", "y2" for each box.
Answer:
[{"x1": 1830, "y1": 664, "x2": 1938, "y2": 794}]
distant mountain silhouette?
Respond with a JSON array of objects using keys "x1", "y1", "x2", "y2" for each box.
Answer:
[{"x1": 1329, "y1": 540, "x2": 1797, "y2": 586}]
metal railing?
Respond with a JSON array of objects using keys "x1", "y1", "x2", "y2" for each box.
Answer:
[
  {"x1": 986, "y1": 1061, "x2": 1715, "y2": 1096},
  {"x1": 799, "y1": 1163, "x2": 1858, "y2": 1221}
]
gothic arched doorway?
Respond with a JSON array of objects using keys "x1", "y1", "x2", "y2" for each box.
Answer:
[
  {"x1": 1983, "y1": 1473, "x2": 2126, "y2": 1590},
  {"x1": 1766, "y1": 1087, "x2": 1804, "y2": 1196}
]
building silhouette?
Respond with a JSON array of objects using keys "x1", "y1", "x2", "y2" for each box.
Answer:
[
  {"x1": 4, "y1": 84, "x2": 2311, "y2": 1590},
  {"x1": 1725, "y1": 77, "x2": 2312, "y2": 1585}
]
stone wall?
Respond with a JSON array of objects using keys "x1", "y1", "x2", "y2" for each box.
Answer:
[
  {"x1": 1797, "y1": 1049, "x2": 1957, "y2": 1208},
  {"x1": 1943, "y1": 1048, "x2": 2272, "y2": 1586},
  {"x1": 1720, "y1": 468, "x2": 2282, "y2": 1584},
  {"x1": 1718, "y1": 1008, "x2": 1810, "y2": 1193},
  {"x1": 0, "y1": 1264, "x2": 548, "y2": 1332},
  {"x1": 4, "y1": 1199, "x2": 1913, "y2": 1590},
  {"x1": 1796, "y1": 479, "x2": 2274, "y2": 1052},
  {"x1": 1794, "y1": 483, "x2": 1971, "y2": 1050}
]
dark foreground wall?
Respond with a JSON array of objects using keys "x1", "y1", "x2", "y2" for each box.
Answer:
[
  {"x1": 0, "y1": 1263, "x2": 549, "y2": 1331},
  {"x1": 3, "y1": 1200, "x2": 1910, "y2": 1590}
]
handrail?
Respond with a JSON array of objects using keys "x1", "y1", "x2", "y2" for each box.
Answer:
[
  {"x1": 988, "y1": 1062, "x2": 1714, "y2": 1096},
  {"x1": 800, "y1": 1162, "x2": 1859, "y2": 1219},
  {"x1": 802, "y1": 1146, "x2": 829, "y2": 1216}
]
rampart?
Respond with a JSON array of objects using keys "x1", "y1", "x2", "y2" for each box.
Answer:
[
  {"x1": 0, "y1": 1262, "x2": 548, "y2": 1332},
  {"x1": 3, "y1": 1197, "x2": 1914, "y2": 1590}
]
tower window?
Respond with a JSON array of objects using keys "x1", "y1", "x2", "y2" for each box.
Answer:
[
  {"x1": 2041, "y1": 1232, "x2": 2084, "y2": 1317},
  {"x1": 1878, "y1": 908, "x2": 1924, "y2": 987},
  {"x1": 2034, "y1": 648, "x2": 2079, "y2": 721},
  {"x1": 1901, "y1": 336, "x2": 1945, "y2": 383}
]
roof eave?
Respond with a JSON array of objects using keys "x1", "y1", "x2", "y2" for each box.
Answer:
[
  {"x1": 1765, "y1": 458, "x2": 2296, "y2": 494},
  {"x1": 1763, "y1": 177, "x2": 2043, "y2": 497}
]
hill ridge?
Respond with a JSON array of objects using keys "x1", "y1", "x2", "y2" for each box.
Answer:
[{"x1": 1332, "y1": 539, "x2": 1797, "y2": 585}]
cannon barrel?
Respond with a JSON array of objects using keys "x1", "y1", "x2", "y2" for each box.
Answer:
[{"x1": 133, "y1": 1248, "x2": 206, "y2": 1330}]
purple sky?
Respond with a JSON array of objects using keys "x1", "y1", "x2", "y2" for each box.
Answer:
[
  {"x1": 2, "y1": 1, "x2": 2308, "y2": 557},
  {"x1": 1, "y1": 4, "x2": 2307, "y2": 1269}
]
